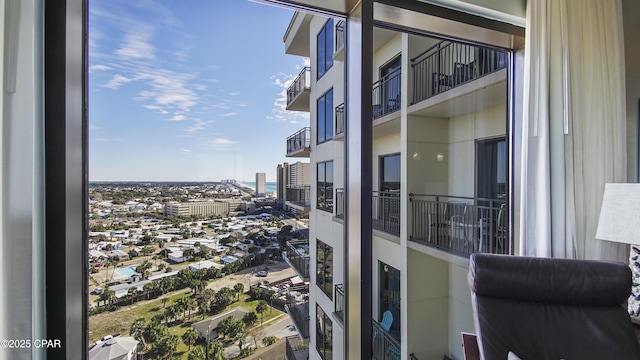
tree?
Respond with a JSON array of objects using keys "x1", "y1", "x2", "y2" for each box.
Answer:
[
  {"x1": 153, "y1": 333, "x2": 179, "y2": 360},
  {"x1": 187, "y1": 345, "x2": 206, "y2": 360},
  {"x1": 256, "y1": 300, "x2": 268, "y2": 325},
  {"x1": 140, "y1": 245, "x2": 154, "y2": 258},
  {"x1": 198, "y1": 301, "x2": 210, "y2": 319},
  {"x1": 207, "y1": 339, "x2": 225, "y2": 360},
  {"x1": 216, "y1": 317, "x2": 235, "y2": 339},
  {"x1": 127, "y1": 287, "x2": 139, "y2": 305},
  {"x1": 185, "y1": 297, "x2": 198, "y2": 319},
  {"x1": 214, "y1": 287, "x2": 234, "y2": 309},
  {"x1": 143, "y1": 282, "x2": 155, "y2": 300},
  {"x1": 161, "y1": 297, "x2": 169, "y2": 308},
  {"x1": 233, "y1": 283, "x2": 245, "y2": 301},
  {"x1": 242, "y1": 311, "x2": 258, "y2": 327},
  {"x1": 181, "y1": 328, "x2": 198, "y2": 351},
  {"x1": 129, "y1": 318, "x2": 147, "y2": 349},
  {"x1": 164, "y1": 306, "x2": 177, "y2": 324},
  {"x1": 183, "y1": 247, "x2": 195, "y2": 259}
]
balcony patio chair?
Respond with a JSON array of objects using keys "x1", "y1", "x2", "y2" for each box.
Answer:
[
  {"x1": 381, "y1": 310, "x2": 393, "y2": 331},
  {"x1": 468, "y1": 253, "x2": 640, "y2": 360}
]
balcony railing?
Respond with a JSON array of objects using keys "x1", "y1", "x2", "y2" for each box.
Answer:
[
  {"x1": 285, "y1": 291, "x2": 310, "y2": 339},
  {"x1": 287, "y1": 67, "x2": 311, "y2": 106},
  {"x1": 334, "y1": 284, "x2": 344, "y2": 323},
  {"x1": 373, "y1": 71, "x2": 401, "y2": 119},
  {"x1": 335, "y1": 188, "x2": 344, "y2": 219},
  {"x1": 286, "y1": 185, "x2": 311, "y2": 208},
  {"x1": 285, "y1": 240, "x2": 310, "y2": 279},
  {"x1": 372, "y1": 319, "x2": 401, "y2": 360},
  {"x1": 411, "y1": 40, "x2": 507, "y2": 104},
  {"x1": 409, "y1": 194, "x2": 509, "y2": 256},
  {"x1": 335, "y1": 103, "x2": 345, "y2": 136},
  {"x1": 335, "y1": 20, "x2": 345, "y2": 54},
  {"x1": 286, "y1": 127, "x2": 310, "y2": 156},
  {"x1": 285, "y1": 335, "x2": 309, "y2": 360},
  {"x1": 372, "y1": 191, "x2": 400, "y2": 236}
]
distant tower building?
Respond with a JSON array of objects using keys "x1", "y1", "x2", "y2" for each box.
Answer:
[
  {"x1": 289, "y1": 161, "x2": 310, "y2": 187},
  {"x1": 276, "y1": 163, "x2": 290, "y2": 208},
  {"x1": 255, "y1": 172, "x2": 267, "y2": 197}
]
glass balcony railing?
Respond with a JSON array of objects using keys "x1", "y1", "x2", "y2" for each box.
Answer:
[
  {"x1": 372, "y1": 319, "x2": 401, "y2": 360},
  {"x1": 284, "y1": 290, "x2": 310, "y2": 339},
  {"x1": 285, "y1": 335, "x2": 309, "y2": 360},
  {"x1": 286, "y1": 67, "x2": 311, "y2": 110},
  {"x1": 372, "y1": 71, "x2": 401, "y2": 119},
  {"x1": 334, "y1": 284, "x2": 344, "y2": 323},
  {"x1": 285, "y1": 240, "x2": 310, "y2": 280},
  {"x1": 286, "y1": 127, "x2": 310, "y2": 157},
  {"x1": 335, "y1": 188, "x2": 344, "y2": 219}
]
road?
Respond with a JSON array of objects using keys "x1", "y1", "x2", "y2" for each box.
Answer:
[{"x1": 224, "y1": 315, "x2": 297, "y2": 358}]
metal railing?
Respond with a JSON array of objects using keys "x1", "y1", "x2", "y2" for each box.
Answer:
[
  {"x1": 335, "y1": 103, "x2": 345, "y2": 136},
  {"x1": 372, "y1": 191, "x2": 400, "y2": 236},
  {"x1": 372, "y1": 71, "x2": 401, "y2": 119},
  {"x1": 287, "y1": 67, "x2": 311, "y2": 106},
  {"x1": 409, "y1": 194, "x2": 509, "y2": 256},
  {"x1": 286, "y1": 127, "x2": 310, "y2": 155},
  {"x1": 285, "y1": 291, "x2": 310, "y2": 339},
  {"x1": 285, "y1": 335, "x2": 309, "y2": 360},
  {"x1": 411, "y1": 41, "x2": 507, "y2": 104},
  {"x1": 372, "y1": 319, "x2": 401, "y2": 360},
  {"x1": 335, "y1": 20, "x2": 345, "y2": 53},
  {"x1": 285, "y1": 240, "x2": 310, "y2": 279},
  {"x1": 334, "y1": 284, "x2": 344, "y2": 322},
  {"x1": 335, "y1": 188, "x2": 344, "y2": 219},
  {"x1": 286, "y1": 185, "x2": 311, "y2": 207}
]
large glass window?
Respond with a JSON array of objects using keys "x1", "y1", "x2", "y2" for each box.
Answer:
[
  {"x1": 379, "y1": 262, "x2": 401, "y2": 337},
  {"x1": 316, "y1": 240, "x2": 333, "y2": 298},
  {"x1": 317, "y1": 88, "x2": 334, "y2": 144},
  {"x1": 317, "y1": 19, "x2": 334, "y2": 79},
  {"x1": 476, "y1": 138, "x2": 507, "y2": 200},
  {"x1": 317, "y1": 161, "x2": 334, "y2": 212},
  {"x1": 380, "y1": 153, "x2": 401, "y2": 192},
  {"x1": 316, "y1": 304, "x2": 333, "y2": 360}
]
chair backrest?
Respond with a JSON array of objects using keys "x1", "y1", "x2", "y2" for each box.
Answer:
[
  {"x1": 381, "y1": 310, "x2": 393, "y2": 331},
  {"x1": 468, "y1": 253, "x2": 640, "y2": 360}
]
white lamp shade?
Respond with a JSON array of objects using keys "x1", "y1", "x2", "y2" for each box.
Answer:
[{"x1": 595, "y1": 183, "x2": 640, "y2": 245}]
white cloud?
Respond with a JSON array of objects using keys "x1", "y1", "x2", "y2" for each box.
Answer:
[
  {"x1": 169, "y1": 114, "x2": 186, "y2": 121},
  {"x1": 116, "y1": 31, "x2": 155, "y2": 59},
  {"x1": 144, "y1": 105, "x2": 168, "y2": 114},
  {"x1": 220, "y1": 112, "x2": 239, "y2": 117},
  {"x1": 208, "y1": 138, "x2": 236, "y2": 150},
  {"x1": 268, "y1": 64, "x2": 311, "y2": 124},
  {"x1": 104, "y1": 74, "x2": 134, "y2": 89},
  {"x1": 89, "y1": 64, "x2": 113, "y2": 72},
  {"x1": 181, "y1": 149, "x2": 192, "y2": 153},
  {"x1": 229, "y1": 92, "x2": 240, "y2": 96}
]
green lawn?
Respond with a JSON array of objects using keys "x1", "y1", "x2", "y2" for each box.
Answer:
[{"x1": 90, "y1": 291, "x2": 285, "y2": 360}]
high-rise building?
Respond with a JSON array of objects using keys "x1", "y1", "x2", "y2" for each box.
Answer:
[
  {"x1": 276, "y1": 163, "x2": 290, "y2": 208},
  {"x1": 255, "y1": 172, "x2": 267, "y2": 197},
  {"x1": 277, "y1": 161, "x2": 311, "y2": 214}
]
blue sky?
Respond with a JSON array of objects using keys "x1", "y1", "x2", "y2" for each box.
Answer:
[{"x1": 89, "y1": 0, "x2": 310, "y2": 182}]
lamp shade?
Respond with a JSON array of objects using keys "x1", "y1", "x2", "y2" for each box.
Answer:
[{"x1": 595, "y1": 183, "x2": 640, "y2": 245}]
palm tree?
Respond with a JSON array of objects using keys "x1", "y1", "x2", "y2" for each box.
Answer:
[
  {"x1": 129, "y1": 318, "x2": 147, "y2": 350},
  {"x1": 233, "y1": 283, "x2": 245, "y2": 302},
  {"x1": 127, "y1": 287, "x2": 139, "y2": 305},
  {"x1": 181, "y1": 328, "x2": 197, "y2": 351},
  {"x1": 164, "y1": 306, "x2": 177, "y2": 324},
  {"x1": 161, "y1": 297, "x2": 169, "y2": 308},
  {"x1": 198, "y1": 301, "x2": 210, "y2": 319},
  {"x1": 176, "y1": 297, "x2": 188, "y2": 320},
  {"x1": 256, "y1": 300, "x2": 268, "y2": 325},
  {"x1": 143, "y1": 282, "x2": 155, "y2": 300},
  {"x1": 103, "y1": 287, "x2": 116, "y2": 306}
]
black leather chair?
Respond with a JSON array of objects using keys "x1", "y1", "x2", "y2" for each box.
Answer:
[{"x1": 468, "y1": 253, "x2": 640, "y2": 360}]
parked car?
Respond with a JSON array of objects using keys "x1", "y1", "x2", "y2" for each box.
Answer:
[
  {"x1": 256, "y1": 270, "x2": 267, "y2": 277},
  {"x1": 91, "y1": 287, "x2": 103, "y2": 295}
]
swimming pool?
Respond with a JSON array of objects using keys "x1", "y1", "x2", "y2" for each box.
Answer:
[{"x1": 114, "y1": 267, "x2": 137, "y2": 277}]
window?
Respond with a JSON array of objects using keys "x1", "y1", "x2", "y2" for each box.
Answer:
[
  {"x1": 379, "y1": 262, "x2": 401, "y2": 336},
  {"x1": 317, "y1": 18, "x2": 334, "y2": 79},
  {"x1": 317, "y1": 161, "x2": 334, "y2": 212},
  {"x1": 317, "y1": 88, "x2": 334, "y2": 144},
  {"x1": 316, "y1": 304, "x2": 333, "y2": 360},
  {"x1": 316, "y1": 240, "x2": 333, "y2": 298},
  {"x1": 476, "y1": 138, "x2": 507, "y2": 200},
  {"x1": 380, "y1": 153, "x2": 400, "y2": 192}
]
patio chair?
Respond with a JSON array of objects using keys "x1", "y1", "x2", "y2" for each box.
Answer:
[{"x1": 381, "y1": 310, "x2": 393, "y2": 331}]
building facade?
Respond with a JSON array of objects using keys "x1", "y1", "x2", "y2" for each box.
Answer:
[
  {"x1": 256, "y1": 172, "x2": 267, "y2": 197},
  {"x1": 164, "y1": 201, "x2": 230, "y2": 217}
]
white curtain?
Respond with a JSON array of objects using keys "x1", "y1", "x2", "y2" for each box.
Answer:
[{"x1": 520, "y1": 0, "x2": 628, "y2": 261}]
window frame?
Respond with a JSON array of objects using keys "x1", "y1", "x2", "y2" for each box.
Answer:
[
  {"x1": 317, "y1": 18, "x2": 334, "y2": 80},
  {"x1": 316, "y1": 160, "x2": 334, "y2": 213},
  {"x1": 316, "y1": 303, "x2": 333, "y2": 360},
  {"x1": 379, "y1": 153, "x2": 401, "y2": 192},
  {"x1": 316, "y1": 239, "x2": 334, "y2": 299},
  {"x1": 317, "y1": 88, "x2": 334, "y2": 144}
]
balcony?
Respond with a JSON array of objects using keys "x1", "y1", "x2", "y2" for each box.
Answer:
[
  {"x1": 285, "y1": 335, "x2": 309, "y2": 360},
  {"x1": 409, "y1": 194, "x2": 510, "y2": 257},
  {"x1": 333, "y1": 19, "x2": 345, "y2": 61},
  {"x1": 285, "y1": 239, "x2": 310, "y2": 280},
  {"x1": 284, "y1": 290, "x2": 310, "y2": 339},
  {"x1": 286, "y1": 67, "x2": 311, "y2": 111},
  {"x1": 372, "y1": 319, "x2": 401, "y2": 360},
  {"x1": 373, "y1": 71, "x2": 401, "y2": 120},
  {"x1": 286, "y1": 127, "x2": 311, "y2": 157},
  {"x1": 335, "y1": 188, "x2": 344, "y2": 220},
  {"x1": 286, "y1": 185, "x2": 311, "y2": 211},
  {"x1": 284, "y1": 12, "x2": 312, "y2": 57},
  {"x1": 334, "y1": 103, "x2": 345, "y2": 138},
  {"x1": 334, "y1": 284, "x2": 344, "y2": 324},
  {"x1": 411, "y1": 40, "x2": 507, "y2": 104},
  {"x1": 372, "y1": 191, "x2": 400, "y2": 237}
]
